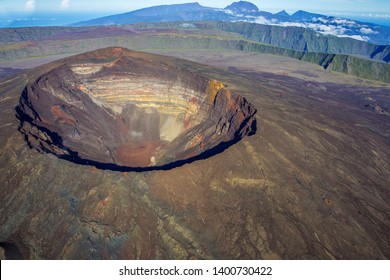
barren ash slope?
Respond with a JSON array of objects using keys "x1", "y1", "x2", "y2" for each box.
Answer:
[{"x1": 0, "y1": 46, "x2": 390, "y2": 259}]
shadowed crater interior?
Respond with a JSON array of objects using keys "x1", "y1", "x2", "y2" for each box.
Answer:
[
  {"x1": 0, "y1": 242, "x2": 23, "y2": 260},
  {"x1": 16, "y1": 47, "x2": 256, "y2": 170}
]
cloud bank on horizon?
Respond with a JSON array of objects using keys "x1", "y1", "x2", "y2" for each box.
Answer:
[
  {"x1": 253, "y1": 15, "x2": 374, "y2": 42},
  {"x1": 17, "y1": 1, "x2": 389, "y2": 24}
]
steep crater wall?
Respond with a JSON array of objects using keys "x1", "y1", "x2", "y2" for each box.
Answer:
[{"x1": 16, "y1": 47, "x2": 256, "y2": 170}]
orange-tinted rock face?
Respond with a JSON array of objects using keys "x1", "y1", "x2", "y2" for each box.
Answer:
[{"x1": 16, "y1": 47, "x2": 256, "y2": 170}]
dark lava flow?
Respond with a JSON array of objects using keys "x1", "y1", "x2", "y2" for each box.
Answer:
[{"x1": 16, "y1": 47, "x2": 256, "y2": 171}]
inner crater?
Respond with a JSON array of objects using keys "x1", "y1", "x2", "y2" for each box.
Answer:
[{"x1": 16, "y1": 47, "x2": 257, "y2": 170}]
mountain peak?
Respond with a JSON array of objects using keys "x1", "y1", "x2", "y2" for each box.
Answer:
[
  {"x1": 225, "y1": 1, "x2": 259, "y2": 13},
  {"x1": 136, "y1": 2, "x2": 205, "y2": 13},
  {"x1": 275, "y1": 10, "x2": 289, "y2": 17},
  {"x1": 179, "y1": 2, "x2": 202, "y2": 8},
  {"x1": 291, "y1": 10, "x2": 324, "y2": 20}
]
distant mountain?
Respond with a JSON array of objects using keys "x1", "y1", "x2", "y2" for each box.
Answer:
[
  {"x1": 274, "y1": 10, "x2": 290, "y2": 20},
  {"x1": 290, "y1": 10, "x2": 325, "y2": 21},
  {"x1": 72, "y1": 1, "x2": 390, "y2": 45},
  {"x1": 225, "y1": 1, "x2": 259, "y2": 14},
  {"x1": 73, "y1": 2, "x2": 233, "y2": 26}
]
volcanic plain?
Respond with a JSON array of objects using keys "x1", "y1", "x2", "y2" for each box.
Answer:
[{"x1": 0, "y1": 44, "x2": 389, "y2": 259}]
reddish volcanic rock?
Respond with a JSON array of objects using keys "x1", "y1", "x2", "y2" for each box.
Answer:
[{"x1": 16, "y1": 47, "x2": 256, "y2": 169}]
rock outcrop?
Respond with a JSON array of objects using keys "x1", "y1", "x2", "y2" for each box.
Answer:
[{"x1": 16, "y1": 47, "x2": 256, "y2": 170}]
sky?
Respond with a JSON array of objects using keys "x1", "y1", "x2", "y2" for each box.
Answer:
[
  {"x1": 0, "y1": 0, "x2": 389, "y2": 14},
  {"x1": 0, "y1": 1, "x2": 389, "y2": 27}
]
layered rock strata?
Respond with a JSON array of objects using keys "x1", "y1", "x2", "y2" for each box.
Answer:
[{"x1": 16, "y1": 47, "x2": 256, "y2": 169}]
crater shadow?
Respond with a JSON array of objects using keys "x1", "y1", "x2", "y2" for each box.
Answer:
[
  {"x1": 16, "y1": 106, "x2": 257, "y2": 172},
  {"x1": 0, "y1": 242, "x2": 23, "y2": 260}
]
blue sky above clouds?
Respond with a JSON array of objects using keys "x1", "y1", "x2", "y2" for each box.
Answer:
[
  {"x1": 0, "y1": 1, "x2": 389, "y2": 27},
  {"x1": 0, "y1": 0, "x2": 388, "y2": 14}
]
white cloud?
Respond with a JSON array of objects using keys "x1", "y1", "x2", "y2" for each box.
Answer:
[
  {"x1": 360, "y1": 13, "x2": 390, "y2": 19},
  {"x1": 317, "y1": 17, "x2": 330, "y2": 24},
  {"x1": 264, "y1": 20, "x2": 370, "y2": 42},
  {"x1": 360, "y1": 27, "x2": 378, "y2": 34},
  {"x1": 278, "y1": 21, "x2": 306, "y2": 28},
  {"x1": 276, "y1": 21, "x2": 349, "y2": 37},
  {"x1": 60, "y1": 0, "x2": 70, "y2": 9},
  {"x1": 332, "y1": 18, "x2": 356, "y2": 25},
  {"x1": 231, "y1": 11, "x2": 372, "y2": 43},
  {"x1": 25, "y1": 0, "x2": 35, "y2": 11},
  {"x1": 308, "y1": 24, "x2": 348, "y2": 35},
  {"x1": 338, "y1": 34, "x2": 370, "y2": 41},
  {"x1": 254, "y1": 16, "x2": 273, "y2": 25}
]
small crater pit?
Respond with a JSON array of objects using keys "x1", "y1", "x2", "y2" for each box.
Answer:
[{"x1": 16, "y1": 47, "x2": 256, "y2": 170}]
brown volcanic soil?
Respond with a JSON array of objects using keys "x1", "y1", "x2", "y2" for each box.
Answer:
[{"x1": 0, "y1": 48, "x2": 390, "y2": 259}]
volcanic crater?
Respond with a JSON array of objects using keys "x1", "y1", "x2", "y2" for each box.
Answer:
[{"x1": 16, "y1": 47, "x2": 256, "y2": 170}]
